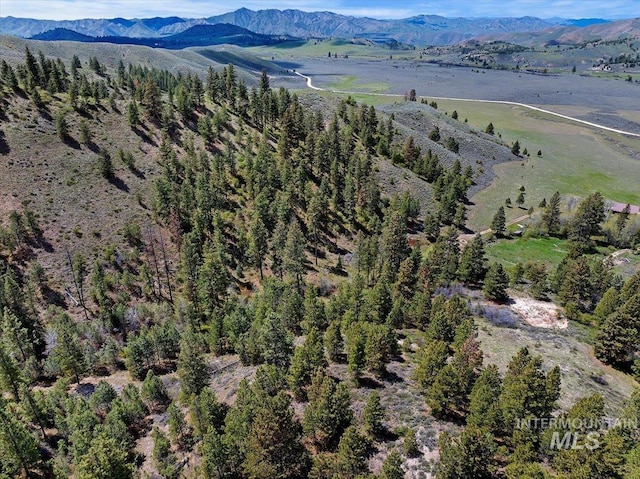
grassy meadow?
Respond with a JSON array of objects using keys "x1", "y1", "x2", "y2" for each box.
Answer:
[{"x1": 430, "y1": 99, "x2": 640, "y2": 231}]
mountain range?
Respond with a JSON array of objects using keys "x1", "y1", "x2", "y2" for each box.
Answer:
[
  {"x1": 1, "y1": 8, "x2": 631, "y2": 46},
  {"x1": 29, "y1": 24, "x2": 293, "y2": 49}
]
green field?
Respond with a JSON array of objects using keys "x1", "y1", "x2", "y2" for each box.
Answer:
[
  {"x1": 327, "y1": 75, "x2": 390, "y2": 93},
  {"x1": 485, "y1": 236, "x2": 571, "y2": 269},
  {"x1": 431, "y1": 99, "x2": 640, "y2": 231}
]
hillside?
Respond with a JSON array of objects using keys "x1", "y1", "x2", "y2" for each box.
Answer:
[
  {"x1": 30, "y1": 23, "x2": 295, "y2": 49},
  {"x1": 0, "y1": 41, "x2": 639, "y2": 479}
]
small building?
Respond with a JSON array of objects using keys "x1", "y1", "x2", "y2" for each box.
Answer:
[{"x1": 610, "y1": 202, "x2": 640, "y2": 215}]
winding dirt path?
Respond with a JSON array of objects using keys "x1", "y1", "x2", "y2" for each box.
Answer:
[{"x1": 294, "y1": 71, "x2": 640, "y2": 139}]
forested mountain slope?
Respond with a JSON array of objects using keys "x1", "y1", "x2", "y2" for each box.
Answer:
[{"x1": 0, "y1": 43, "x2": 638, "y2": 479}]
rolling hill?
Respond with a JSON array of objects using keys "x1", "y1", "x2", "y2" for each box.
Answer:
[{"x1": 30, "y1": 23, "x2": 294, "y2": 49}]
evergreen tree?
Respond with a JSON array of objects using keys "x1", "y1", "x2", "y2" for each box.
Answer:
[
  {"x1": 336, "y1": 425, "x2": 371, "y2": 478},
  {"x1": 570, "y1": 192, "x2": 605, "y2": 243},
  {"x1": 288, "y1": 328, "x2": 327, "y2": 400},
  {"x1": 259, "y1": 312, "x2": 293, "y2": 369},
  {"x1": 55, "y1": 110, "x2": 69, "y2": 140},
  {"x1": 437, "y1": 426, "x2": 494, "y2": 479},
  {"x1": 248, "y1": 213, "x2": 268, "y2": 279},
  {"x1": 243, "y1": 392, "x2": 310, "y2": 479},
  {"x1": 190, "y1": 387, "x2": 228, "y2": 439},
  {"x1": 303, "y1": 371, "x2": 352, "y2": 451},
  {"x1": 0, "y1": 396, "x2": 40, "y2": 478},
  {"x1": 283, "y1": 219, "x2": 306, "y2": 288},
  {"x1": 491, "y1": 206, "x2": 506, "y2": 236},
  {"x1": 363, "y1": 391, "x2": 385, "y2": 437},
  {"x1": 380, "y1": 451, "x2": 404, "y2": 479},
  {"x1": 467, "y1": 364, "x2": 503, "y2": 435},
  {"x1": 414, "y1": 340, "x2": 449, "y2": 389},
  {"x1": 542, "y1": 191, "x2": 561, "y2": 235},
  {"x1": 201, "y1": 427, "x2": 229, "y2": 479},
  {"x1": 458, "y1": 234, "x2": 487, "y2": 285},
  {"x1": 98, "y1": 148, "x2": 114, "y2": 179},
  {"x1": 141, "y1": 370, "x2": 170, "y2": 413},
  {"x1": 484, "y1": 263, "x2": 509, "y2": 302},
  {"x1": 49, "y1": 311, "x2": 86, "y2": 383},
  {"x1": 177, "y1": 327, "x2": 210, "y2": 398},
  {"x1": 75, "y1": 433, "x2": 133, "y2": 479},
  {"x1": 380, "y1": 210, "x2": 409, "y2": 274},
  {"x1": 429, "y1": 227, "x2": 460, "y2": 285},
  {"x1": 126, "y1": 100, "x2": 139, "y2": 127},
  {"x1": 324, "y1": 321, "x2": 342, "y2": 362}
]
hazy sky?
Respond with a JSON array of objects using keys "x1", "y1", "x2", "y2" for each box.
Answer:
[{"x1": 1, "y1": 0, "x2": 637, "y2": 21}]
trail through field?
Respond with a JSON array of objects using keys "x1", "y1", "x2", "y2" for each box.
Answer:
[
  {"x1": 459, "y1": 214, "x2": 530, "y2": 246},
  {"x1": 294, "y1": 72, "x2": 640, "y2": 139}
]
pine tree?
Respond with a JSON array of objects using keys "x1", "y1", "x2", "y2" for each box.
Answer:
[
  {"x1": 467, "y1": 364, "x2": 503, "y2": 434},
  {"x1": 484, "y1": 263, "x2": 509, "y2": 302},
  {"x1": 491, "y1": 206, "x2": 506, "y2": 236},
  {"x1": 542, "y1": 191, "x2": 561, "y2": 235},
  {"x1": 79, "y1": 119, "x2": 91, "y2": 145},
  {"x1": 49, "y1": 311, "x2": 86, "y2": 383},
  {"x1": 458, "y1": 234, "x2": 486, "y2": 285},
  {"x1": 56, "y1": 110, "x2": 69, "y2": 140},
  {"x1": 243, "y1": 392, "x2": 310, "y2": 479},
  {"x1": 190, "y1": 387, "x2": 228, "y2": 439},
  {"x1": 570, "y1": 192, "x2": 605, "y2": 243},
  {"x1": 283, "y1": 219, "x2": 306, "y2": 288},
  {"x1": 380, "y1": 451, "x2": 405, "y2": 479},
  {"x1": 288, "y1": 328, "x2": 327, "y2": 400},
  {"x1": 201, "y1": 427, "x2": 229, "y2": 479},
  {"x1": 303, "y1": 371, "x2": 352, "y2": 451},
  {"x1": 75, "y1": 433, "x2": 133, "y2": 479},
  {"x1": 98, "y1": 148, "x2": 114, "y2": 179},
  {"x1": 324, "y1": 321, "x2": 342, "y2": 362},
  {"x1": 177, "y1": 327, "x2": 209, "y2": 398},
  {"x1": 259, "y1": 312, "x2": 294, "y2": 369},
  {"x1": 616, "y1": 204, "x2": 631, "y2": 235},
  {"x1": 126, "y1": 100, "x2": 139, "y2": 127},
  {"x1": 485, "y1": 123, "x2": 495, "y2": 135},
  {"x1": 248, "y1": 213, "x2": 268, "y2": 279},
  {"x1": 364, "y1": 391, "x2": 385, "y2": 437},
  {"x1": 336, "y1": 425, "x2": 371, "y2": 478},
  {"x1": 437, "y1": 426, "x2": 494, "y2": 479},
  {"x1": 380, "y1": 210, "x2": 409, "y2": 274},
  {"x1": 141, "y1": 370, "x2": 170, "y2": 413},
  {"x1": 0, "y1": 397, "x2": 40, "y2": 479},
  {"x1": 428, "y1": 227, "x2": 460, "y2": 285},
  {"x1": 414, "y1": 340, "x2": 449, "y2": 389}
]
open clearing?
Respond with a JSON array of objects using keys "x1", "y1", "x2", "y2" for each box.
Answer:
[
  {"x1": 485, "y1": 236, "x2": 571, "y2": 269},
  {"x1": 509, "y1": 295, "x2": 567, "y2": 329}
]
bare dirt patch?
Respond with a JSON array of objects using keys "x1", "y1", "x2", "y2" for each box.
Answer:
[{"x1": 509, "y1": 295, "x2": 567, "y2": 329}]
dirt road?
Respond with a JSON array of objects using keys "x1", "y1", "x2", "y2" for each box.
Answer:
[{"x1": 295, "y1": 72, "x2": 640, "y2": 139}]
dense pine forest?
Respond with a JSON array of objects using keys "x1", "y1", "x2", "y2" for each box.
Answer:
[{"x1": 0, "y1": 47, "x2": 639, "y2": 478}]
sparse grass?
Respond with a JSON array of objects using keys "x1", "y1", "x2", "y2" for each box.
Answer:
[
  {"x1": 249, "y1": 39, "x2": 400, "y2": 59},
  {"x1": 430, "y1": 99, "x2": 640, "y2": 231},
  {"x1": 477, "y1": 317, "x2": 639, "y2": 415}
]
